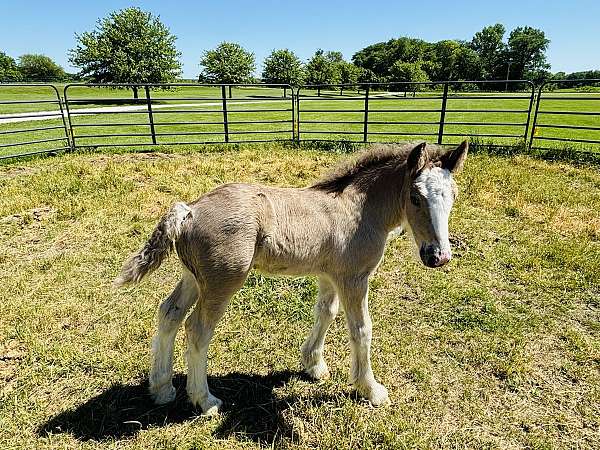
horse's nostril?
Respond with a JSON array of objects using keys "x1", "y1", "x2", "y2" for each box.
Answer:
[{"x1": 427, "y1": 255, "x2": 439, "y2": 267}]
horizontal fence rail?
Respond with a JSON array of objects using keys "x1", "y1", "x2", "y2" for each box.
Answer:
[
  {"x1": 0, "y1": 84, "x2": 70, "y2": 160},
  {"x1": 0, "y1": 79, "x2": 599, "y2": 161},
  {"x1": 529, "y1": 79, "x2": 600, "y2": 152}
]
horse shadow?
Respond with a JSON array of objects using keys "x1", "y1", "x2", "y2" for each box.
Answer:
[{"x1": 37, "y1": 370, "x2": 341, "y2": 445}]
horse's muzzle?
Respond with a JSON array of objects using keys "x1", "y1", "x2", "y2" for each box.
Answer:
[{"x1": 420, "y1": 245, "x2": 451, "y2": 268}]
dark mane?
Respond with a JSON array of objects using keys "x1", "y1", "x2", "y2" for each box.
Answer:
[{"x1": 310, "y1": 143, "x2": 446, "y2": 194}]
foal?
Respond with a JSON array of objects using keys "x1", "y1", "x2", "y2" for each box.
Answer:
[{"x1": 115, "y1": 141, "x2": 468, "y2": 415}]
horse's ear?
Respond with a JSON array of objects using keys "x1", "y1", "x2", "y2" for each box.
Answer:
[
  {"x1": 440, "y1": 140, "x2": 468, "y2": 173},
  {"x1": 407, "y1": 142, "x2": 428, "y2": 175}
]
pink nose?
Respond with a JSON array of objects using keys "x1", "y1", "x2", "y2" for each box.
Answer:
[
  {"x1": 428, "y1": 251, "x2": 451, "y2": 267},
  {"x1": 436, "y1": 252, "x2": 451, "y2": 266},
  {"x1": 420, "y1": 246, "x2": 452, "y2": 268}
]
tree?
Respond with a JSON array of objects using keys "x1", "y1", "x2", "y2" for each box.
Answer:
[
  {"x1": 262, "y1": 49, "x2": 304, "y2": 96},
  {"x1": 453, "y1": 46, "x2": 483, "y2": 81},
  {"x1": 427, "y1": 40, "x2": 464, "y2": 81},
  {"x1": 505, "y1": 26, "x2": 550, "y2": 81},
  {"x1": 200, "y1": 42, "x2": 255, "y2": 98},
  {"x1": 0, "y1": 52, "x2": 21, "y2": 81},
  {"x1": 470, "y1": 24, "x2": 507, "y2": 80},
  {"x1": 305, "y1": 49, "x2": 340, "y2": 96},
  {"x1": 337, "y1": 61, "x2": 361, "y2": 94},
  {"x1": 18, "y1": 54, "x2": 66, "y2": 81},
  {"x1": 357, "y1": 67, "x2": 381, "y2": 90},
  {"x1": 352, "y1": 37, "x2": 431, "y2": 81},
  {"x1": 389, "y1": 61, "x2": 430, "y2": 91},
  {"x1": 69, "y1": 7, "x2": 182, "y2": 98}
]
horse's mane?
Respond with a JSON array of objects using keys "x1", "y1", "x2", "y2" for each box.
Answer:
[{"x1": 310, "y1": 143, "x2": 446, "y2": 194}]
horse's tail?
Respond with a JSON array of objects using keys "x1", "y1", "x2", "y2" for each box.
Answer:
[{"x1": 113, "y1": 202, "x2": 192, "y2": 287}]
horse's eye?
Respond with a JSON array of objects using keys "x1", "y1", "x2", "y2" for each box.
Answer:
[{"x1": 410, "y1": 192, "x2": 421, "y2": 207}]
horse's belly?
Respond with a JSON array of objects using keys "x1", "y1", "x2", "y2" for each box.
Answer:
[
  {"x1": 253, "y1": 255, "x2": 321, "y2": 276},
  {"x1": 253, "y1": 239, "x2": 325, "y2": 276}
]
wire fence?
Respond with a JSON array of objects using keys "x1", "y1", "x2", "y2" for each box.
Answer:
[{"x1": 0, "y1": 79, "x2": 599, "y2": 161}]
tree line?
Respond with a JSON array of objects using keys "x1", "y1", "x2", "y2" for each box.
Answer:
[{"x1": 0, "y1": 7, "x2": 597, "y2": 91}]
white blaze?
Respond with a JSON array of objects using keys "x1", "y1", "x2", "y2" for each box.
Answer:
[{"x1": 414, "y1": 167, "x2": 454, "y2": 253}]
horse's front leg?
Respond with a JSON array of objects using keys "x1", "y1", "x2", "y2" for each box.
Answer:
[
  {"x1": 338, "y1": 275, "x2": 390, "y2": 406},
  {"x1": 301, "y1": 277, "x2": 339, "y2": 380}
]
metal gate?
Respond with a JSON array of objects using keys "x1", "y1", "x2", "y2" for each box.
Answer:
[
  {"x1": 296, "y1": 80, "x2": 535, "y2": 146},
  {"x1": 63, "y1": 83, "x2": 294, "y2": 149},
  {"x1": 529, "y1": 78, "x2": 600, "y2": 152},
  {"x1": 0, "y1": 84, "x2": 70, "y2": 160}
]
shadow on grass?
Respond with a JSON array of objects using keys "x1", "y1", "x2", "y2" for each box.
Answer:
[{"x1": 38, "y1": 370, "x2": 339, "y2": 445}]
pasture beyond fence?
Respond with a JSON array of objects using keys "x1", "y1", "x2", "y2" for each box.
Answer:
[{"x1": 0, "y1": 79, "x2": 599, "y2": 161}]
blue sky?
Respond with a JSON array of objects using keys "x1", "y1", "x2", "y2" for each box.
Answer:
[{"x1": 2, "y1": 0, "x2": 598, "y2": 78}]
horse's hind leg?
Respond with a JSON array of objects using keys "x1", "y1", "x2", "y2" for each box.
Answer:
[
  {"x1": 149, "y1": 268, "x2": 198, "y2": 404},
  {"x1": 185, "y1": 275, "x2": 247, "y2": 415},
  {"x1": 301, "y1": 277, "x2": 339, "y2": 380}
]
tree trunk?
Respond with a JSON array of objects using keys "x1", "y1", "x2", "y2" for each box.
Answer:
[
  {"x1": 283, "y1": 87, "x2": 287, "y2": 97},
  {"x1": 228, "y1": 85, "x2": 232, "y2": 98},
  {"x1": 340, "y1": 87, "x2": 344, "y2": 96},
  {"x1": 318, "y1": 87, "x2": 321, "y2": 97},
  {"x1": 132, "y1": 87, "x2": 139, "y2": 100}
]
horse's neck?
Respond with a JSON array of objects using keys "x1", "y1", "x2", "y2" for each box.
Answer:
[{"x1": 342, "y1": 176, "x2": 406, "y2": 233}]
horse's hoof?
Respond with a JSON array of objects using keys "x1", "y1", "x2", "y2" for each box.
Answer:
[
  {"x1": 304, "y1": 360, "x2": 331, "y2": 381},
  {"x1": 360, "y1": 382, "x2": 390, "y2": 406},
  {"x1": 151, "y1": 384, "x2": 176, "y2": 405},
  {"x1": 189, "y1": 391, "x2": 223, "y2": 416}
]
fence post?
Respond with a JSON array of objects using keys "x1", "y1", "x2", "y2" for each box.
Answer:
[
  {"x1": 363, "y1": 85, "x2": 370, "y2": 143},
  {"x1": 528, "y1": 85, "x2": 544, "y2": 150},
  {"x1": 523, "y1": 82, "x2": 536, "y2": 144},
  {"x1": 437, "y1": 82, "x2": 449, "y2": 145},
  {"x1": 291, "y1": 87, "x2": 296, "y2": 142},
  {"x1": 144, "y1": 85, "x2": 157, "y2": 145},
  {"x1": 221, "y1": 85, "x2": 229, "y2": 143},
  {"x1": 296, "y1": 88, "x2": 301, "y2": 143},
  {"x1": 61, "y1": 85, "x2": 75, "y2": 151}
]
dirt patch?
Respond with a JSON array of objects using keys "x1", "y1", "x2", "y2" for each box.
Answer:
[
  {"x1": 1, "y1": 206, "x2": 56, "y2": 227},
  {"x1": 0, "y1": 340, "x2": 25, "y2": 383},
  {"x1": 0, "y1": 165, "x2": 42, "y2": 179},
  {"x1": 87, "y1": 152, "x2": 180, "y2": 165}
]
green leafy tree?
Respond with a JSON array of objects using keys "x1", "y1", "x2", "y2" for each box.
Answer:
[
  {"x1": 357, "y1": 67, "x2": 382, "y2": 90},
  {"x1": 427, "y1": 40, "x2": 464, "y2": 80},
  {"x1": 453, "y1": 46, "x2": 483, "y2": 81},
  {"x1": 337, "y1": 61, "x2": 361, "y2": 94},
  {"x1": 353, "y1": 37, "x2": 431, "y2": 80},
  {"x1": 0, "y1": 52, "x2": 21, "y2": 81},
  {"x1": 200, "y1": 42, "x2": 256, "y2": 98},
  {"x1": 470, "y1": 24, "x2": 507, "y2": 80},
  {"x1": 69, "y1": 7, "x2": 182, "y2": 98},
  {"x1": 505, "y1": 26, "x2": 550, "y2": 81},
  {"x1": 18, "y1": 54, "x2": 66, "y2": 81},
  {"x1": 262, "y1": 49, "x2": 304, "y2": 96},
  {"x1": 305, "y1": 49, "x2": 340, "y2": 95},
  {"x1": 389, "y1": 61, "x2": 430, "y2": 91},
  {"x1": 325, "y1": 51, "x2": 344, "y2": 64}
]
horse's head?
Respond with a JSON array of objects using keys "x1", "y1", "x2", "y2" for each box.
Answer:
[{"x1": 403, "y1": 141, "x2": 468, "y2": 268}]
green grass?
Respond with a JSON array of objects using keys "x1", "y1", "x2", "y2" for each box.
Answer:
[{"x1": 1, "y1": 143, "x2": 599, "y2": 449}]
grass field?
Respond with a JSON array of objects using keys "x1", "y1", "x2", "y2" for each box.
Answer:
[
  {"x1": 0, "y1": 143, "x2": 599, "y2": 449},
  {"x1": 1, "y1": 84, "x2": 599, "y2": 159}
]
